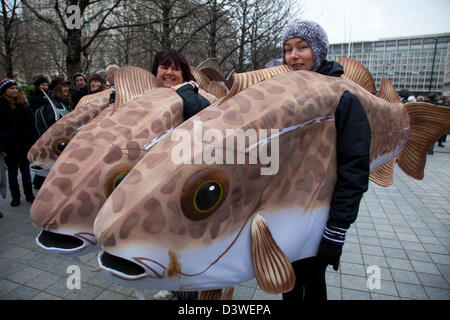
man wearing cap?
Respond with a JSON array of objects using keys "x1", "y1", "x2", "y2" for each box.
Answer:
[
  {"x1": 280, "y1": 20, "x2": 371, "y2": 301},
  {"x1": 35, "y1": 77, "x2": 72, "y2": 136},
  {"x1": 71, "y1": 73, "x2": 89, "y2": 107}
]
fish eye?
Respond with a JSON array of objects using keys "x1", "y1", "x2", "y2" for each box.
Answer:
[
  {"x1": 53, "y1": 140, "x2": 69, "y2": 155},
  {"x1": 181, "y1": 168, "x2": 229, "y2": 221},
  {"x1": 194, "y1": 180, "x2": 222, "y2": 212},
  {"x1": 104, "y1": 163, "x2": 133, "y2": 197},
  {"x1": 113, "y1": 172, "x2": 128, "y2": 190}
]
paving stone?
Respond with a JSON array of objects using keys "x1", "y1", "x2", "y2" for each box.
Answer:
[
  {"x1": 0, "y1": 279, "x2": 21, "y2": 297},
  {"x1": 391, "y1": 269, "x2": 421, "y2": 285},
  {"x1": 326, "y1": 285, "x2": 341, "y2": 300},
  {"x1": 416, "y1": 273, "x2": 450, "y2": 289},
  {"x1": 25, "y1": 272, "x2": 63, "y2": 291},
  {"x1": 386, "y1": 257, "x2": 414, "y2": 271},
  {"x1": 94, "y1": 290, "x2": 129, "y2": 300},
  {"x1": 2, "y1": 285, "x2": 40, "y2": 300},
  {"x1": 341, "y1": 274, "x2": 369, "y2": 292},
  {"x1": 360, "y1": 245, "x2": 384, "y2": 257},
  {"x1": 396, "y1": 283, "x2": 429, "y2": 300},
  {"x1": 411, "y1": 260, "x2": 441, "y2": 275},
  {"x1": 341, "y1": 288, "x2": 370, "y2": 300},
  {"x1": 31, "y1": 292, "x2": 63, "y2": 300},
  {"x1": 7, "y1": 266, "x2": 43, "y2": 284},
  {"x1": 423, "y1": 287, "x2": 450, "y2": 300},
  {"x1": 383, "y1": 247, "x2": 408, "y2": 259},
  {"x1": 429, "y1": 253, "x2": 450, "y2": 265}
]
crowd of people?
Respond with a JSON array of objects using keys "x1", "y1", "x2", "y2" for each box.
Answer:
[
  {"x1": 0, "y1": 65, "x2": 119, "y2": 209},
  {"x1": 0, "y1": 19, "x2": 449, "y2": 302}
]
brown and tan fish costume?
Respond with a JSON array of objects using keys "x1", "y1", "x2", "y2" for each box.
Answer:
[
  {"x1": 93, "y1": 62, "x2": 450, "y2": 294},
  {"x1": 27, "y1": 89, "x2": 113, "y2": 177},
  {"x1": 30, "y1": 66, "x2": 219, "y2": 259}
]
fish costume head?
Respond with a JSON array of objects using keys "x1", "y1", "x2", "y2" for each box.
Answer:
[
  {"x1": 30, "y1": 66, "x2": 220, "y2": 259},
  {"x1": 27, "y1": 90, "x2": 113, "y2": 177}
]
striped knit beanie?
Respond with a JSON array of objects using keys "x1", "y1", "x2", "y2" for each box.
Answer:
[
  {"x1": 0, "y1": 78, "x2": 17, "y2": 95},
  {"x1": 282, "y1": 20, "x2": 329, "y2": 72}
]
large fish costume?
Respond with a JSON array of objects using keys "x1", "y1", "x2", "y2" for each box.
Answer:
[
  {"x1": 27, "y1": 89, "x2": 113, "y2": 177},
  {"x1": 29, "y1": 66, "x2": 221, "y2": 259},
  {"x1": 93, "y1": 61, "x2": 450, "y2": 295}
]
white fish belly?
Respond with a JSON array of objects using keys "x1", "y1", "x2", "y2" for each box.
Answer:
[{"x1": 100, "y1": 207, "x2": 329, "y2": 291}]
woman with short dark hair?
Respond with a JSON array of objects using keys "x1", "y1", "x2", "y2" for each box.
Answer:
[{"x1": 151, "y1": 48, "x2": 210, "y2": 120}]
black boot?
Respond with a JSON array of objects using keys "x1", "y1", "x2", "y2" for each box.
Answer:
[
  {"x1": 10, "y1": 185, "x2": 20, "y2": 207},
  {"x1": 24, "y1": 182, "x2": 35, "y2": 203}
]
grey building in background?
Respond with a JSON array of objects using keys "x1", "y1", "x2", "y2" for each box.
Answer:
[{"x1": 328, "y1": 33, "x2": 450, "y2": 96}]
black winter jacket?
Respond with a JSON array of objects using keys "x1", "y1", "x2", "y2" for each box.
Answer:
[
  {"x1": 175, "y1": 82, "x2": 211, "y2": 120},
  {"x1": 318, "y1": 60, "x2": 371, "y2": 241},
  {"x1": 71, "y1": 86, "x2": 89, "y2": 107},
  {"x1": 35, "y1": 97, "x2": 72, "y2": 136},
  {"x1": 28, "y1": 89, "x2": 49, "y2": 114},
  {"x1": 0, "y1": 97, "x2": 38, "y2": 165}
]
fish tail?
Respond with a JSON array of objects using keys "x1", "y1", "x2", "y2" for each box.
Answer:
[{"x1": 398, "y1": 102, "x2": 450, "y2": 180}]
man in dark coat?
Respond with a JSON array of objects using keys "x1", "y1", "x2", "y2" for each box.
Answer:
[{"x1": 71, "y1": 73, "x2": 88, "y2": 107}]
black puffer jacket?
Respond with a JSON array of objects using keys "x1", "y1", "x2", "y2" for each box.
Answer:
[
  {"x1": 0, "y1": 97, "x2": 37, "y2": 165},
  {"x1": 71, "y1": 86, "x2": 88, "y2": 107},
  {"x1": 175, "y1": 82, "x2": 211, "y2": 120},
  {"x1": 318, "y1": 60, "x2": 371, "y2": 241},
  {"x1": 28, "y1": 89, "x2": 49, "y2": 115},
  {"x1": 35, "y1": 97, "x2": 72, "y2": 136}
]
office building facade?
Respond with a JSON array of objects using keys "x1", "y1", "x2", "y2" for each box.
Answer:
[{"x1": 328, "y1": 33, "x2": 450, "y2": 96}]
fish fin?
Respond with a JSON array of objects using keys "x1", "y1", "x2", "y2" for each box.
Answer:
[
  {"x1": 190, "y1": 67, "x2": 211, "y2": 91},
  {"x1": 199, "y1": 289, "x2": 221, "y2": 300},
  {"x1": 220, "y1": 65, "x2": 292, "y2": 104},
  {"x1": 370, "y1": 158, "x2": 396, "y2": 186},
  {"x1": 376, "y1": 78, "x2": 401, "y2": 103},
  {"x1": 74, "y1": 89, "x2": 113, "y2": 110},
  {"x1": 220, "y1": 287, "x2": 234, "y2": 300},
  {"x1": 338, "y1": 57, "x2": 376, "y2": 94},
  {"x1": 199, "y1": 287, "x2": 234, "y2": 300},
  {"x1": 398, "y1": 102, "x2": 450, "y2": 179},
  {"x1": 207, "y1": 81, "x2": 229, "y2": 99},
  {"x1": 113, "y1": 66, "x2": 160, "y2": 111},
  {"x1": 251, "y1": 213, "x2": 295, "y2": 294},
  {"x1": 196, "y1": 58, "x2": 232, "y2": 88}
]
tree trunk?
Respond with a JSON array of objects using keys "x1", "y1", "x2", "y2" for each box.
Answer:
[{"x1": 66, "y1": 28, "x2": 82, "y2": 79}]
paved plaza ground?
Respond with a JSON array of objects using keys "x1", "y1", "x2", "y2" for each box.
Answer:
[{"x1": 0, "y1": 143, "x2": 449, "y2": 300}]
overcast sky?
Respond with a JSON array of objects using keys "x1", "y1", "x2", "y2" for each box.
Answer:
[{"x1": 298, "y1": 0, "x2": 450, "y2": 44}]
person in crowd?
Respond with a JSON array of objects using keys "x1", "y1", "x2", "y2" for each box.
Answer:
[
  {"x1": 281, "y1": 20, "x2": 371, "y2": 301},
  {"x1": 150, "y1": 48, "x2": 212, "y2": 300},
  {"x1": 28, "y1": 75, "x2": 50, "y2": 190},
  {"x1": 88, "y1": 73, "x2": 106, "y2": 94},
  {"x1": 35, "y1": 77, "x2": 72, "y2": 136},
  {"x1": 0, "y1": 78, "x2": 37, "y2": 206},
  {"x1": 105, "y1": 64, "x2": 120, "y2": 88},
  {"x1": 29, "y1": 75, "x2": 49, "y2": 114},
  {"x1": 151, "y1": 48, "x2": 211, "y2": 120},
  {"x1": 71, "y1": 73, "x2": 89, "y2": 107}
]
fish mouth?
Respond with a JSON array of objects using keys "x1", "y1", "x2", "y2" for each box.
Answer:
[
  {"x1": 98, "y1": 251, "x2": 165, "y2": 280},
  {"x1": 36, "y1": 230, "x2": 94, "y2": 256},
  {"x1": 30, "y1": 163, "x2": 51, "y2": 177}
]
